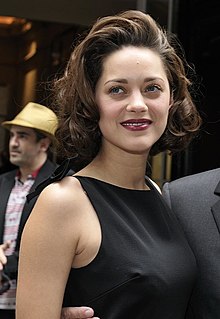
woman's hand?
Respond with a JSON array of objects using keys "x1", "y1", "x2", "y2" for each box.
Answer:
[
  {"x1": 61, "y1": 307, "x2": 99, "y2": 319},
  {"x1": 0, "y1": 241, "x2": 11, "y2": 270}
]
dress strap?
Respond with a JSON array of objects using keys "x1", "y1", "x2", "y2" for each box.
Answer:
[
  {"x1": 26, "y1": 157, "x2": 76, "y2": 202},
  {"x1": 145, "y1": 176, "x2": 162, "y2": 194}
]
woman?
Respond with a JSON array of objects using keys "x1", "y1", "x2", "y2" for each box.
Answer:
[{"x1": 16, "y1": 10, "x2": 201, "y2": 319}]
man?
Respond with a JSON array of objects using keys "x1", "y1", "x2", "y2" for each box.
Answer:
[
  {"x1": 62, "y1": 168, "x2": 220, "y2": 319},
  {"x1": 0, "y1": 102, "x2": 58, "y2": 319},
  {"x1": 162, "y1": 168, "x2": 220, "y2": 318}
]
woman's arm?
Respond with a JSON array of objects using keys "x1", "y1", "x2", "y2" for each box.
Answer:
[{"x1": 16, "y1": 177, "x2": 85, "y2": 319}]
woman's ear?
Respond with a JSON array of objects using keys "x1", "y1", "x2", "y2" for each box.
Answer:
[{"x1": 169, "y1": 92, "x2": 174, "y2": 109}]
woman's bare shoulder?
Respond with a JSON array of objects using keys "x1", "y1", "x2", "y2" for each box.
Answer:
[{"x1": 33, "y1": 176, "x2": 86, "y2": 218}]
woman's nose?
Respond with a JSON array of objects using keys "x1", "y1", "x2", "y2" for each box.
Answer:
[{"x1": 126, "y1": 92, "x2": 148, "y2": 112}]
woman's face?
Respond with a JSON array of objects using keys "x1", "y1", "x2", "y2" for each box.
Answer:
[{"x1": 95, "y1": 46, "x2": 172, "y2": 156}]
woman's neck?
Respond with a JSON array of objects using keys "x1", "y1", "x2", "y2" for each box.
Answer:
[{"x1": 77, "y1": 151, "x2": 149, "y2": 190}]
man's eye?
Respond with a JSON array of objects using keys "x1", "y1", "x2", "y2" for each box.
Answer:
[{"x1": 19, "y1": 134, "x2": 27, "y2": 139}]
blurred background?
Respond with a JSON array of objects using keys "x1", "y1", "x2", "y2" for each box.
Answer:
[{"x1": 0, "y1": 0, "x2": 219, "y2": 186}]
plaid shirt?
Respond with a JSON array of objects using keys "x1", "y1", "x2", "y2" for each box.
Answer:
[{"x1": 0, "y1": 170, "x2": 38, "y2": 309}]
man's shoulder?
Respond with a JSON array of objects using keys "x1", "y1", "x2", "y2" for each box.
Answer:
[
  {"x1": 162, "y1": 168, "x2": 220, "y2": 201},
  {"x1": 0, "y1": 169, "x2": 17, "y2": 191},
  {"x1": 170, "y1": 168, "x2": 220, "y2": 188},
  {"x1": 0, "y1": 168, "x2": 17, "y2": 180},
  {"x1": 162, "y1": 169, "x2": 220, "y2": 221},
  {"x1": 38, "y1": 159, "x2": 57, "y2": 174}
]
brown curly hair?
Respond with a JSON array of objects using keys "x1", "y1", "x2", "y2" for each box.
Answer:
[{"x1": 52, "y1": 10, "x2": 201, "y2": 170}]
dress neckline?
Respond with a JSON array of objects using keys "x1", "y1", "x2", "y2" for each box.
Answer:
[{"x1": 73, "y1": 175, "x2": 154, "y2": 192}]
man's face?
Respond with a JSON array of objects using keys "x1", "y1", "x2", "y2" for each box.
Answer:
[{"x1": 9, "y1": 125, "x2": 46, "y2": 169}]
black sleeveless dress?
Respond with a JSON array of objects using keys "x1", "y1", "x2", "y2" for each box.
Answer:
[{"x1": 63, "y1": 176, "x2": 196, "y2": 319}]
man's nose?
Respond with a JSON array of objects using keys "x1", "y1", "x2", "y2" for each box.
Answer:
[{"x1": 10, "y1": 136, "x2": 19, "y2": 147}]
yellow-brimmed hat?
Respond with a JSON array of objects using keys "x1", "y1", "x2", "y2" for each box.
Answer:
[{"x1": 2, "y1": 102, "x2": 58, "y2": 139}]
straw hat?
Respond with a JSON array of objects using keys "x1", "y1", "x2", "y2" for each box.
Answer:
[{"x1": 2, "y1": 102, "x2": 58, "y2": 139}]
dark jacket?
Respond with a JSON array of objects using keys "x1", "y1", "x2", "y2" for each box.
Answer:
[{"x1": 163, "y1": 168, "x2": 220, "y2": 319}]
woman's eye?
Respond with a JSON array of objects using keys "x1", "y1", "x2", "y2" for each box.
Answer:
[
  {"x1": 109, "y1": 86, "x2": 124, "y2": 95},
  {"x1": 145, "y1": 85, "x2": 161, "y2": 93}
]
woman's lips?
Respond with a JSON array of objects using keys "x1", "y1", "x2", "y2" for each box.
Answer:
[{"x1": 120, "y1": 119, "x2": 152, "y2": 131}]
